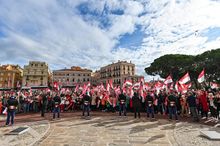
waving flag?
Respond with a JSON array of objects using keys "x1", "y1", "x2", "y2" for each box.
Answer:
[
  {"x1": 109, "y1": 79, "x2": 113, "y2": 89},
  {"x1": 175, "y1": 82, "x2": 182, "y2": 92},
  {"x1": 123, "y1": 80, "x2": 132, "y2": 88},
  {"x1": 179, "y1": 72, "x2": 190, "y2": 84},
  {"x1": 155, "y1": 81, "x2": 163, "y2": 90},
  {"x1": 198, "y1": 69, "x2": 205, "y2": 83},
  {"x1": 143, "y1": 82, "x2": 150, "y2": 90},
  {"x1": 164, "y1": 75, "x2": 173, "y2": 84},
  {"x1": 133, "y1": 82, "x2": 141, "y2": 90},
  {"x1": 74, "y1": 84, "x2": 79, "y2": 92},
  {"x1": 106, "y1": 81, "x2": 110, "y2": 93},
  {"x1": 53, "y1": 81, "x2": 59, "y2": 90}
]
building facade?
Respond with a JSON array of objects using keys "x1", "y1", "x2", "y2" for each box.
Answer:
[
  {"x1": 91, "y1": 70, "x2": 101, "y2": 86},
  {"x1": 100, "y1": 60, "x2": 135, "y2": 86},
  {"x1": 22, "y1": 61, "x2": 49, "y2": 87},
  {"x1": 0, "y1": 64, "x2": 23, "y2": 88},
  {"x1": 53, "y1": 66, "x2": 92, "y2": 86}
]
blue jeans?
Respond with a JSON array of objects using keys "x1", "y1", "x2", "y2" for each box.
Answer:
[
  {"x1": 119, "y1": 104, "x2": 126, "y2": 116},
  {"x1": 147, "y1": 106, "x2": 154, "y2": 118},
  {"x1": 83, "y1": 104, "x2": 90, "y2": 116},
  {"x1": 169, "y1": 106, "x2": 178, "y2": 120},
  {"x1": 6, "y1": 110, "x2": 15, "y2": 125},
  {"x1": 53, "y1": 106, "x2": 60, "y2": 119},
  {"x1": 23, "y1": 103, "x2": 29, "y2": 113}
]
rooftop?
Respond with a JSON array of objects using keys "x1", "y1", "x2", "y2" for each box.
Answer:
[{"x1": 53, "y1": 66, "x2": 92, "y2": 72}]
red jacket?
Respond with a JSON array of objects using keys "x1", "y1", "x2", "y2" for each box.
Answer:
[{"x1": 199, "y1": 92, "x2": 209, "y2": 112}]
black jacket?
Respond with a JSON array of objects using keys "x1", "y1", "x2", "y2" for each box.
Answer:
[
  {"x1": 118, "y1": 93, "x2": 126, "y2": 102},
  {"x1": 146, "y1": 94, "x2": 154, "y2": 106},
  {"x1": 53, "y1": 96, "x2": 61, "y2": 107},
  {"x1": 187, "y1": 95, "x2": 197, "y2": 107},
  {"x1": 7, "y1": 97, "x2": 18, "y2": 111},
  {"x1": 132, "y1": 93, "x2": 142, "y2": 107},
  {"x1": 82, "y1": 94, "x2": 91, "y2": 104}
]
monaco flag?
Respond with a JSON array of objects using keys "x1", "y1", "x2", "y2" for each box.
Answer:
[
  {"x1": 197, "y1": 69, "x2": 205, "y2": 83},
  {"x1": 164, "y1": 75, "x2": 173, "y2": 84},
  {"x1": 179, "y1": 72, "x2": 190, "y2": 84},
  {"x1": 123, "y1": 80, "x2": 132, "y2": 87}
]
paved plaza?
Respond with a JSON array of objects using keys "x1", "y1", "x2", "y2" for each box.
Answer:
[{"x1": 0, "y1": 112, "x2": 220, "y2": 146}]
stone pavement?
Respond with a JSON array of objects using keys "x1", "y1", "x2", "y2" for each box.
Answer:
[
  {"x1": 1, "y1": 113, "x2": 220, "y2": 146},
  {"x1": 0, "y1": 120, "x2": 49, "y2": 146},
  {"x1": 36, "y1": 115, "x2": 220, "y2": 146}
]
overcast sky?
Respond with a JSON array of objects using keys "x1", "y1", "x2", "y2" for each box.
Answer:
[{"x1": 0, "y1": 0, "x2": 220, "y2": 81}]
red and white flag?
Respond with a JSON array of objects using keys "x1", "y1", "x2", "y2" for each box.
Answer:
[
  {"x1": 53, "y1": 81, "x2": 59, "y2": 90},
  {"x1": 74, "y1": 84, "x2": 79, "y2": 92},
  {"x1": 179, "y1": 72, "x2": 190, "y2": 84},
  {"x1": 169, "y1": 83, "x2": 174, "y2": 90},
  {"x1": 143, "y1": 82, "x2": 150, "y2": 90},
  {"x1": 175, "y1": 82, "x2": 182, "y2": 92},
  {"x1": 198, "y1": 69, "x2": 205, "y2": 83},
  {"x1": 133, "y1": 82, "x2": 141, "y2": 90},
  {"x1": 155, "y1": 81, "x2": 163, "y2": 90},
  {"x1": 16, "y1": 81, "x2": 21, "y2": 88},
  {"x1": 180, "y1": 83, "x2": 192, "y2": 93},
  {"x1": 164, "y1": 75, "x2": 173, "y2": 85},
  {"x1": 123, "y1": 80, "x2": 132, "y2": 87},
  {"x1": 106, "y1": 82, "x2": 110, "y2": 93},
  {"x1": 109, "y1": 79, "x2": 113, "y2": 89}
]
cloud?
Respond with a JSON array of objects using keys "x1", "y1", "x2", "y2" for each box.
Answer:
[{"x1": 0, "y1": 0, "x2": 220, "y2": 81}]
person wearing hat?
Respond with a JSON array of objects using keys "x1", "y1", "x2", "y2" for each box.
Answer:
[{"x1": 5, "y1": 92, "x2": 18, "y2": 126}]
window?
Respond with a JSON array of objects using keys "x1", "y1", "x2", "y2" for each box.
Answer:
[
  {"x1": 41, "y1": 64, "x2": 43, "y2": 67},
  {"x1": 31, "y1": 64, "x2": 33, "y2": 66},
  {"x1": 72, "y1": 78, "x2": 75, "y2": 82},
  {"x1": 73, "y1": 74, "x2": 75, "y2": 76},
  {"x1": 88, "y1": 74, "x2": 90, "y2": 76},
  {"x1": 83, "y1": 78, "x2": 86, "y2": 82},
  {"x1": 67, "y1": 74, "x2": 69, "y2": 76},
  {"x1": 41, "y1": 77, "x2": 43, "y2": 80},
  {"x1": 83, "y1": 74, "x2": 85, "y2": 76},
  {"x1": 87, "y1": 78, "x2": 89, "y2": 81},
  {"x1": 42, "y1": 71, "x2": 44, "y2": 74},
  {"x1": 78, "y1": 74, "x2": 81, "y2": 76}
]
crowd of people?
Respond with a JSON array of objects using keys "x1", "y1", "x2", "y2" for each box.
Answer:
[{"x1": 1, "y1": 86, "x2": 220, "y2": 126}]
